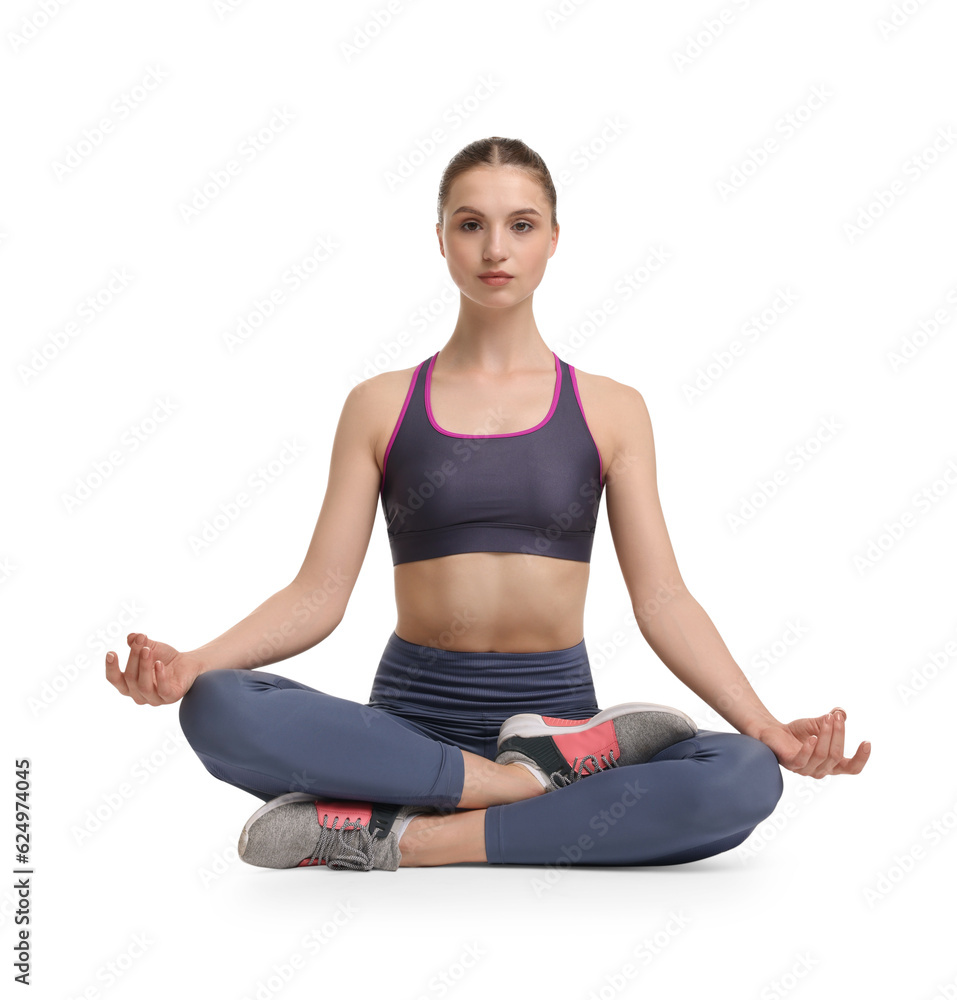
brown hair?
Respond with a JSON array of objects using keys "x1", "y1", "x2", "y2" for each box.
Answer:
[{"x1": 436, "y1": 136, "x2": 557, "y2": 230}]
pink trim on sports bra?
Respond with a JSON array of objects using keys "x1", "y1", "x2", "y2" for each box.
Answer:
[
  {"x1": 424, "y1": 351, "x2": 562, "y2": 439},
  {"x1": 568, "y1": 365, "x2": 605, "y2": 487},
  {"x1": 381, "y1": 359, "x2": 426, "y2": 492}
]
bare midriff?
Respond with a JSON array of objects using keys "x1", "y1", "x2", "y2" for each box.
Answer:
[{"x1": 393, "y1": 552, "x2": 589, "y2": 653}]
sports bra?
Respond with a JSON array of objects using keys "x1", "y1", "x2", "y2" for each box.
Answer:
[{"x1": 379, "y1": 350, "x2": 605, "y2": 565}]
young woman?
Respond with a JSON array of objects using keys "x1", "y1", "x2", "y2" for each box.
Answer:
[{"x1": 105, "y1": 136, "x2": 870, "y2": 872}]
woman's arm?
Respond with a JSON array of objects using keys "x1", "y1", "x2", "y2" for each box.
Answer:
[
  {"x1": 106, "y1": 378, "x2": 386, "y2": 705},
  {"x1": 602, "y1": 381, "x2": 869, "y2": 776}
]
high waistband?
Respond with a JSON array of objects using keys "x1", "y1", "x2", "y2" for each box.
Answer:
[{"x1": 368, "y1": 630, "x2": 600, "y2": 722}]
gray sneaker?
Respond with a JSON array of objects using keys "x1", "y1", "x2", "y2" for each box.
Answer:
[
  {"x1": 238, "y1": 794, "x2": 418, "y2": 871},
  {"x1": 495, "y1": 701, "x2": 697, "y2": 791}
]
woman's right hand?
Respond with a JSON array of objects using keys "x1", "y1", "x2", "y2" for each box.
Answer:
[{"x1": 105, "y1": 632, "x2": 203, "y2": 707}]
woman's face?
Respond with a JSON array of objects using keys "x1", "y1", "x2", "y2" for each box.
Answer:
[{"x1": 437, "y1": 166, "x2": 559, "y2": 308}]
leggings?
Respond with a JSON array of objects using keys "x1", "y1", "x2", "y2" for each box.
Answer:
[{"x1": 178, "y1": 630, "x2": 784, "y2": 866}]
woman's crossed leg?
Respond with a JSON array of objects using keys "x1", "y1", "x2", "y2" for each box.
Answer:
[{"x1": 179, "y1": 667, "x2": 783, "y2": 869}]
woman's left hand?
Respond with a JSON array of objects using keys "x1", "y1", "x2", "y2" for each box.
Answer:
[{"x1": 754, "y1": 708, "x2": 870, "y2": 777}]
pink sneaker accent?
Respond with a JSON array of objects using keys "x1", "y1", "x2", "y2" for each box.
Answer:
[
  {"x1": 297, "y1": 801, "x2": 375, "y2": 867},
  {"x1": 312, "y1": 801, "x2": 373, "y2": 828},
  {"x1": 540, "y1": 716, "x2": 586, "y2": 727},
  {"x1": 552, "y1": 719, "x2": 620, "y2": 769}
]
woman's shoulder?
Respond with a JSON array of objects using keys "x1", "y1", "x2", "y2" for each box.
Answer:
[
  {"x1": 566, "y1": 361, "x2": 645, "y2": 416},
  {"x1": 348, "y1": 360, "x2": 421, "y2": 406},
  {"x1": 342, "y1": 362, "x2": 424, "y2": 452}
]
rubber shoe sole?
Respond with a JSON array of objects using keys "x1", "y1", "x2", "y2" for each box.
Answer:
[{"x1": 497, "y1": 701, "x2": 696, "y2": 746}]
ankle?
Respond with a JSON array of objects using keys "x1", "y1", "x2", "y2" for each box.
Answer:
[
  {"x1": 502, "y1": 760, "x2": 547, "y2": 798},
  {"x1": 398, "y1": 809, "x2": 488, "y2": 867}
]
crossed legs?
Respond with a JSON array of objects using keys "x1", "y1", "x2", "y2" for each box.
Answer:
[{"x1": 179, "y1": 667, "x2": 783, "y2": 868}]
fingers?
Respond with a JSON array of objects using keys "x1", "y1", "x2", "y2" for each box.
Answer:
[
  {"x1": 830, "y1": 708, "x2": 850, "y2": 763},
  {"x1": 786, "y1": 709, "x2": 870, "y2": 778},
  {"x1": 782, "y1": 733, "x2": 818, "y2": 772},
  {"x1": 832, "y1": 740, "x2": 871, "y2": 775},
  {"x1": 104, "y1": 649, "x2": 130, "y2": 697},
  {"x1": 105, "y1": 633, "x2": 162, "y2": 707}
]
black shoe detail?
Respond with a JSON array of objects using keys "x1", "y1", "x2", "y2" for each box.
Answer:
[
  {"x1": 499, "y1": 735, "x2": 568, "y2": 780},
  {"x1": 368, "y1": 802, "x2": 402, "y2": 841}
]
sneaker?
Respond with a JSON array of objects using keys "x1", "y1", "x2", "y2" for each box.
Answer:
[
  {"x1": 237, "y1": 793, "x2": 420, "y2": 871},
  {"x1": 496, "y1": 702, "x2": 697, "y2": 791}
]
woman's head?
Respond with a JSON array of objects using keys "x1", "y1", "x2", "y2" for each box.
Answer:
[
  {"x1": 436, "y1": 136, "x2": 557, "y2": 230},
  {"x1": 436, "y1": 137, "x2": 559, "y2": 307}
]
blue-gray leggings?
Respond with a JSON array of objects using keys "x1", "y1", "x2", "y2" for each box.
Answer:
[{"x1": 178, "y1": 631, "x2": 784, "y2": 866}]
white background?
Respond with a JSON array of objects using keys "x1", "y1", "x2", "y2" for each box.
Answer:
[{"x1": 3, "y1": 0, "x2": 956, "y2": 997}]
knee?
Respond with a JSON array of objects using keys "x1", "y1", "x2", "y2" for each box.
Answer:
[
  {"x1": 179, "y1": 668, "x2": 252, "y2": 753},
  {"x1": 695, "y1": 732, "x2": 782, "y2": 829},
  {"x1": 727, "y1": 735, "x2": 784, "y2": 826}
]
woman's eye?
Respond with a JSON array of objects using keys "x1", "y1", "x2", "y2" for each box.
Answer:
[{"x1": 460, "y1": 220, "x2": 533, "y2": 232}]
